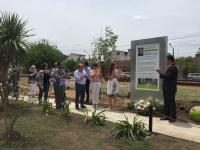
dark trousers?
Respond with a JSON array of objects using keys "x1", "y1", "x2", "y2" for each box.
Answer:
[
  {"x1": 163, "y1": 92, "x2": 176, "y2": 119},
  {"x1": 85, "y1": 79, "x2": 90, "y2": 102},
  {"x1": 39, "y1": 85, "x2": 49, "y2": 101},
  {"x1": 75, "y1": 83, "x2": 85, "y2": 106},
  {"x1": 55, "y1": 83, "x2": 65, "y2": 108}
]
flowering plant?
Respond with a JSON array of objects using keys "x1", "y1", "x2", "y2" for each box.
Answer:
[
  {"x1": 134, "y1": 100, "x2": 151, "y2": 111},
  {"x1": 59, "y1": 78, "x2": 66, "y2": 86},
  {"x1": 49, "y1": 78, "x2": 56, "y2": 83}
]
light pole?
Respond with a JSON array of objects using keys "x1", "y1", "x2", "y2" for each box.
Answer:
[
  {"x1": 169, "y1": 43, "x2": 174, "y2": 56},
  {"x1": 84, "y1": 51, "x2": 90, "y2": 60}
]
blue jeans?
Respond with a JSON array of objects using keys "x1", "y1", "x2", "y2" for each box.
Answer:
[
  {"x1": 39, "y1": 85, "x2": 49, "y2": 101},
  {"x1": 75, "y1": 83, "x2": 85, "y2": 106}
]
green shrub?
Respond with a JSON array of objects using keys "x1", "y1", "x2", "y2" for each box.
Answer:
[
  {"x1": 81, "y1": 108, "x2": 107, "y2": 126},
  {"x1": 127, "y1": 102, "x2": 134, "y2": 109},
  {"x1": 42, "y1": 101, "x2": 52, "y2": 116},
  {"x1": 155, "y1": 105, "x2": 164, "y2": 114},
  {"x1": 60, "y1": 101, "x2": 71, "y2": 120},
  {"x1": 113, "y1": 113, "x2": 151, "y2": 141}
]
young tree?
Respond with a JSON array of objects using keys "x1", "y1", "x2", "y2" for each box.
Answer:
[
  {"x1": 91, "y1": 26, "x2": 118, "y2": 76},
  {"x1": 0, "y1": 11, "x2": 34, "y2": 103}
]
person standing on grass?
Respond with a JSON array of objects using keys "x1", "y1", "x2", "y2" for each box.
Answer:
[
  {"x1": 8, "y1": 62, "x2": 20, "y2": 97},
  {"x1": 51, "y1": 62, "x2": 58, "y2": 103},
  {"x1": 107, "y1": 62, "x2": 124, "y2": 110},
  {"x1": 28, "y1": 65, "x2": 38, "y2": 96},
  {"x1": 36, "y1": 63, "x2": 50, "y2": 104},
  {"x1": 54, "y1": 62, "x2": 67, "y2": 109},
  {"x1": 83, "y1": 61, "x2": 91, "y2": 104},
  {"x1": 74, "y1": 63, "x2": 87, "y2": 109},
  {"x1": 156, "y1": 55, "x2": 178, "y2": 123},
  {"x1": 90, "y1": 63, "x2": 102, "y2": 108}
]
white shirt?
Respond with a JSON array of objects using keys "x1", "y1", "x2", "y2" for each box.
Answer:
[{"x1": 74, "y1": 69, "x2": 86, "y2": 85}]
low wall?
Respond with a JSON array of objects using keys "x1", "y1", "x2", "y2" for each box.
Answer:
[{"x1": 104, "y1": 78, "x2": 200, "y2": 87}]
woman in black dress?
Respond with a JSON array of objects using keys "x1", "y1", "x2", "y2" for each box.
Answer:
[{"x1": 36, "y1": 63, "x2": 50, "y2": 103}]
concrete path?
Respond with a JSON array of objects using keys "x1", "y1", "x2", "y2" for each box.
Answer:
[{"x1": 23, "y1": 96, "x2": 200, "y2": 143}]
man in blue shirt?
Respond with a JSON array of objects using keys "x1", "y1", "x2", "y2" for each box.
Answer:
[
  {"x1": 83, "y1": 61, "x2": 91, "y2": 104},
  {"x1": 74, "y1": 63, "x2": 88, "y2": 109}
]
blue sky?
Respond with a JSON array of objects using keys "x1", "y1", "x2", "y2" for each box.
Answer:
[{"x1": 1, "y1": 0, "x2": 200, "y2": 58}]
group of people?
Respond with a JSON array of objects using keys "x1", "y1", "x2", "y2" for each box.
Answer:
[
  {"x1": 28, "y1": 60, "x2": 125, "y2": 110},
  {"x1": 27, "y1": 54, "x2": 178, "y2": 123},
  {"x1": 74, "y1": 61, "x2": 124, "y2": 110},
  {"x1": 28, "y1": 62, "x2": 67, "y2": 108}
]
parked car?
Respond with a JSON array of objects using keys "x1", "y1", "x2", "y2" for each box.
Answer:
[
  {"x1": 123, "y1": 72, "x2": 130, "y2": 78},
  {"x1": 187, "y1": 73, "x2": 200, "y2": 81},
  {"x1": 68, "y1": 71, "x2": 74, "y2": 76}
]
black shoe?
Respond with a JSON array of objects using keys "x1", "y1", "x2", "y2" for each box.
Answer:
[
  {"x1": 169, "y1": 119, "x2": 176, "y2": 123},
  {"x1": 160, "y1": 117, "x2": 170, "y2": 120},
  {"x1": 75, "y1": 105, "x2": 79, "y2": 110},
  {"x1": 84, "y1": 101, "x2": 89, "y2": 104},
  {"x1": 81, "y1": 105, "x2": 86, "y2": 109}
]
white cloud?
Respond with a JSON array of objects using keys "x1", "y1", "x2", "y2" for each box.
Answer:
[{"x1": 132, "y1": 15, "x2": 150, "y2": 20}]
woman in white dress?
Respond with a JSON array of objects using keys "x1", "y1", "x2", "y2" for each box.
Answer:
[
  {"x1": 107, "y1": 62, "x2": 124, "y2": 110},
  {"x1": 28, "y1": 65, "x2": 38, "y2": 96}
]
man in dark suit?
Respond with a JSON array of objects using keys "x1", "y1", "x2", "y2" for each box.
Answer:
[{"x1": 156, "y1": 55, "x2": 178, "y2": 123}]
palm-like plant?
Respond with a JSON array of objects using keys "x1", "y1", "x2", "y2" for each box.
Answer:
[
  {"x1": 81, "y1": 108, "x2": 107, "y2": 126},
  {"x1": 113, "y1": 113, "x2": 151, "y2": 141},
  {"x1": 0, "y1": 11, "x2": 34, "y2": 103}
]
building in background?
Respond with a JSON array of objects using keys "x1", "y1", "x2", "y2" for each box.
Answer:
[
  {"x1": 66, "y1": 53, "x2": 86, "y2": 61},
  {"x1": 108, "y1": 50, "x2": 129, "y2": 61}
]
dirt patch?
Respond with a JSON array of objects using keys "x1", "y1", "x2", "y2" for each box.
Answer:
[
  {"x1": 176, "y1": 100, "x2": 200, "y2": 124},
  {"x1": 0, "y1": 131, "x2": 23, "y2": 143}
]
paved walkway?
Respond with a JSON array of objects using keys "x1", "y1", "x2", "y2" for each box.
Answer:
[{"x1": 23, "y1": 96, "x2": 200, "y2": 143}]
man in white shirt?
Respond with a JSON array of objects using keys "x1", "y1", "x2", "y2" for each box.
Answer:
[{"x1": 74, "y1": 63, "x2": 88, "y2": 109}]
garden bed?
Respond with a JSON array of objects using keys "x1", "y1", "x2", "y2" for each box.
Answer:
[
  {"x1": 0, "y1": 106, "x2": 199, "y2": 149},
  {"x1": 63, "y1": 89, "x2": 200, "y2": 125}
]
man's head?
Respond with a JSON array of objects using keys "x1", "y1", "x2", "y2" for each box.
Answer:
[
  {"x1": 83, "y1": 61, "x2": 89, "y2": 67},
  {"x1": 138, "y1": 48, "x2": 143, "y2": 54},
  {"x1": 54, "y1": 62, "x2": 58, "y2": 68},
  {"x1": 57, "y1": 62, "x2": 64, "y2": 69},
  {"x1": 166, "y1": 55, "x2": 175, "y2": 66},
  {"x1": 78, "y1": 63, "x2": 84, "y2": 72}
]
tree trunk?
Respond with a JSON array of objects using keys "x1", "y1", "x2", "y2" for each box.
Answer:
[{"x1": 0, "y1": 64, "x2": 9, "y2": 103}]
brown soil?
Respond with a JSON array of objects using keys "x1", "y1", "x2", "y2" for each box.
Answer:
[{"x1": 0, "y1": 131, "x2": 22, "y2": 143}]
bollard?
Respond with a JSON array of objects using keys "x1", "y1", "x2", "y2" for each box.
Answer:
[
  {"x1": 128, "y1": 83, "x2": 130, "y2": 98},
  {"x1": 149, "y1": 105, "x2": 153, "y2": 132}
]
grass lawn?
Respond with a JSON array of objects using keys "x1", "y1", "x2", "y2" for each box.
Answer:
[{"x1": 0, "y1": 106, "x2": 199, "y2": 150}]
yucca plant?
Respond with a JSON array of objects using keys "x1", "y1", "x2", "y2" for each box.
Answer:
[
  {"x1": 81, "y1": 108, "x2": 106, "y2": 126},
  {"x1": 60, "y1": 101, "x2": 71, "y2": 120},
  {"x1": 0, "y1": 11, "x2": 34, "y2": 103},
  {"x1": 113, "y1": 113, "x2": 151, "y2": 141}
]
